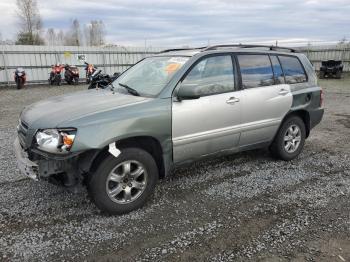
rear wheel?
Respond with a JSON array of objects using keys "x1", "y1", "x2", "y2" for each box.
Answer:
[
  {"x1": 335, "y1": 71, "x2": 342, "y2": 79},
  {"x1": 88, "y1": 147, "x2": 158, "y2": 215},
  {"x1": 270, "y1": 116, "x2": 306, "y2": 161}
]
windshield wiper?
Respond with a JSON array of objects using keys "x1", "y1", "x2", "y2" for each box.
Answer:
[{"x1": 118, "y1": 83, "x2": 140, "y2": 96}]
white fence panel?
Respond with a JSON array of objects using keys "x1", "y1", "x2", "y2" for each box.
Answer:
[
  {"x1": 298, "y1": 44, "x2": 350, "y2": 72},
  {"x1": 0, "y1": 45, "x2": 163, "y2": 85},
  {"x1": 1, "y1": 44, "x2": 349, "y2": 86}
]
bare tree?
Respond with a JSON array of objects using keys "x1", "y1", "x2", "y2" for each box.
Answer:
[
  {"x1": 46, "y1": 28, "x2": 56, "y2": 46},
  {"x1": 15, "y1": 0, "x2": 44, "y2": 45},
  {"x1": 338, "y1": 36, "x2": 348, "y2": 45},
  {"x1": 64, "y1": 19, "x2": 82, "y2": 46},
  {"x1": 56, "y1": 30, "x2": 65, "y2": 46},
  {"x1": 85, "y1": 20, "x2": 105, "y2": 46}
]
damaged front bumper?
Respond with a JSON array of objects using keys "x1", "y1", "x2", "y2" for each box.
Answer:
[
  {"x1": 14, "y1": 137, "x2": 39, "y2": 181},
  {"x1": 14, "y1": 136, "x2": 99, "y2": 187}
]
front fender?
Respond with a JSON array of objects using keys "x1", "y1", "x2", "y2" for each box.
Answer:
[{"x1": 69, "y1": 98, "x2": 172, "y2": 154}]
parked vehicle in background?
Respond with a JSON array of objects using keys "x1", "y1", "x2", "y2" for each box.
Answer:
[
  {"x1": 49, "y1": 64, "x2": 64, "y2": 86},
  {"x1": 87, "y1": 70, "x2": 120, "y2": 89},
  {"x1": 14, "y1": 44, "x2": 324, "y2": 215},
  {"x1": 84, "y1": 62, "x2": 96, "y2": 84},
  {"x1": 319, "y1": 60, "x2": 343, "y2": 79},
  {"x1": 14, "y1": 68, "x2": 26, "y2": 89},
  {"x1": 64, "y1": 64, "x2": 79, "y2": 85}
]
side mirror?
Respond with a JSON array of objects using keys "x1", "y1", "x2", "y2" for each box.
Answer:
[{"x1": 177, "y1": 82, "x2": 201, "y2": 100}]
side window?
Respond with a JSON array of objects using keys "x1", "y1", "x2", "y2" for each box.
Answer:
[
  {"x1": 270, "y1": 55, "x2": 285, "y2": 84},
  {"x1": 237, "y1": 54, "x2": 274, "y2": 89},
  {"x1": 278, "y1": 56, "x2": 307, "y2": 84},
  {"x1": 182, "y1": 55, "x2": 235, "y2": 96}
]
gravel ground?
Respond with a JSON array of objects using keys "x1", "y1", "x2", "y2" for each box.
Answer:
[{"x1": 0, "y1": 79, "x2": 349, "y2": 261}]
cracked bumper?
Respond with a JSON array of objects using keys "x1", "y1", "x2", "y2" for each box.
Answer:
[{"x1": 14, "y1": 137, "x2": 39, "y2": 181}]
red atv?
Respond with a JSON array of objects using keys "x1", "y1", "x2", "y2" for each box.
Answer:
[
  {"x1": 49, "y1": 64, "x2": 64, "y2": 86},
  {"x1": 14, "y1": 68, "x2": 26, "y2": 89},
  {"x1": 84, "y1": 62, "x2": 97, "y2": 84},
  {"x1": 64, "y1": 64, "x2": 79, "y2": 85}
]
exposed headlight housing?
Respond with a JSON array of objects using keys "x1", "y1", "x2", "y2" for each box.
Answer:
[{"x1": 35, "y1": 129, "x2": 76, "y2": 154}]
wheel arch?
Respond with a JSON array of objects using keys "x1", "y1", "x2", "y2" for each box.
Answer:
[
  {"x1": 89, "y1": 136, "x2": 166, "y2": 179},
  {"x1": 282, "y1": 110, "x2": 311, "y2": 138}
]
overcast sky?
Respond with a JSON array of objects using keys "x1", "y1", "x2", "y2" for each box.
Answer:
[{"x1": 0, "y1": 0, "x2": 349, "y2": 47}]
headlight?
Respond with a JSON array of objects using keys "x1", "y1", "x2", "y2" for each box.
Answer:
[{"x1": 35, "y1": 129, "x2": 76, "y2": 153}]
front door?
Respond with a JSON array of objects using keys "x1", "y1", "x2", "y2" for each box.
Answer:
[{"x1": 172, "y1": 54, "x2": 242, "y2": 163}]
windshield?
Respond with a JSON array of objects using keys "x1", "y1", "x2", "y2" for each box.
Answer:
[{"x1": 112, "y1": 56, "x2": 189, "y2": 96}]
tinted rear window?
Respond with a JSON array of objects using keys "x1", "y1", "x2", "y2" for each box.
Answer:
[
  {"x1": 270, "y1": 56, "x2": 285, "y2": 84},
  {"x1": 278, "y1": 56, "x2": 307, "y2": 84},
  {"x1": 237, "y1": 55, "x2": 274, "y2": 89}
]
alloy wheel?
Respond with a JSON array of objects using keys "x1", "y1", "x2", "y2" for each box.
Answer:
[
  {"x1": 106, "y1": 160, "x2": 148, "y2": 204},
  {"x1": 283, "y1": 124, "x2": 301, "y2": 153}
]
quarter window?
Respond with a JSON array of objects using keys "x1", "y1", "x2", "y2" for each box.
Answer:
[
  {"x1": 270, "y1": 55, "x2": 285, "y2": 84},
  {"x1": 237, "y1": 55, "x2": 274, "y2": 89},
  {"x1": 278, "y1": 56, "x2": 307, "y2": 84},
  {"x1": 182, "y1": 55, "x2": 235, "y2": 96}
]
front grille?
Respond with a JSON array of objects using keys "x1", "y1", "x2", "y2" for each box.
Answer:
[
  {"x1": 18, "y1": 119, "x2": 28, "y2": 147},
  {"x1": 20, "y1": 120, "x2": 28, "y2": 130}
]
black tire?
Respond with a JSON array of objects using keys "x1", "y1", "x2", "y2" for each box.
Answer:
[
  {"x1": 270, "y1": 116, "x2": 306, "y2": 161},
  {"x1": 56, "y1": 76, "x2": 61, "y2": 86},
  {"x1": 88, "y1": 83, "x2": 96, "y2": 89},
  {"x1": 16, "y1": 79, "x2": 23, "y2": 89},
  {"x1": 335, "y1": 71, "x2": 342, "y2": 79},
  {"x1": 319, "y1": 71, "x2": 325, "y2": 79},
  {"x1": 88, "y1": 147, "x2": 158, "y2": 215},
  {"x1": 86, "y1": 74, "x2": 91, "y2": 84}
]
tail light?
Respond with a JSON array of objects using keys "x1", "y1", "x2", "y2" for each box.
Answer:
[{"x1": 320, "y1": 88, "x2": 324, "y2": 107}]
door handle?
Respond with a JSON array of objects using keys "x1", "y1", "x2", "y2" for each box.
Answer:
[
  {"x1": 226, "y1": 97, "x2": 240, "y2": 104},
  {"x1": 279, "y1": 89, "x2": 289, "y2": 95}
]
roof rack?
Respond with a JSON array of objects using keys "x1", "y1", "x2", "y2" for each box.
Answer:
[
  {"x1": 159, "y1": 47, "x2": 206, "y2": 53},
  {"x1": 203, "y1": 44, "x2": 298, "y2": 53},
  {"x1": 159, "y1": 44, "x2": 298, "y2": 54}
]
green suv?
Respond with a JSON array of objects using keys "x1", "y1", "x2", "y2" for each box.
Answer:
[{"x1": 14, "y1": 45, "x2": 324, "y2": 214}]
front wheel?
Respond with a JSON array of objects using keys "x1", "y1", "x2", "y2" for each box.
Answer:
[
  {"x1": 88, "y1": 83, "x2": 96, "y2": 89},
  {"x1": 16, "y1": 79, "x2": 23, "y2": 89},
  {"x1": 86, "y1": 74, "x2": 91, "y2": 84},
  {"x1": 88, "y1": 147, "x2": 158, "y2": 215},
  {"x1": 270, "y1": 116, "x2": 306, "y2": 161}
]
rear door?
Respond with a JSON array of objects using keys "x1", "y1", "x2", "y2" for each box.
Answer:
[
  {"x1": 172, "y1": 54, "x2": 242, "y2": 163},
  {"x1": 237, "y1": 54, "x2": 293, "y2": 147}
]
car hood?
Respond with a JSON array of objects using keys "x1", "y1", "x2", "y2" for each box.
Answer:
[{"x1": 21, "y1": 89, "x2": 150, "y2": 128}]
